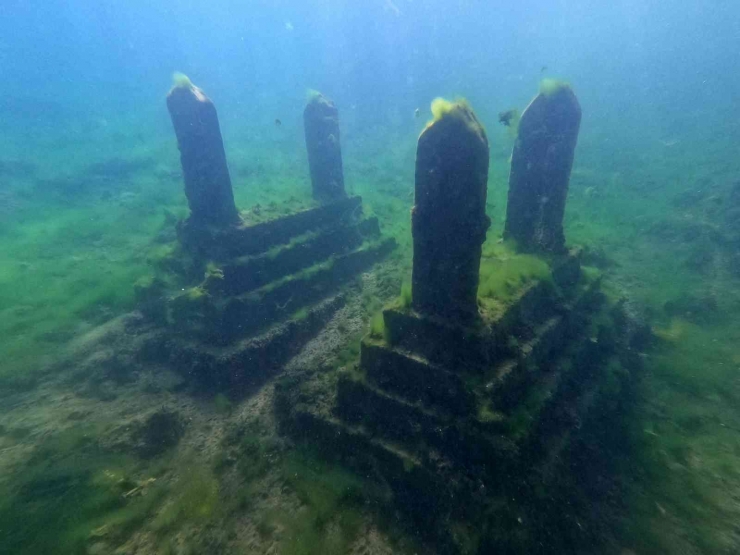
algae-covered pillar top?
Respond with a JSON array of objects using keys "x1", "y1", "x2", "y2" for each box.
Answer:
[
  {"x1": 412, "y1": 99, "x2": 491, "y2": 323},
  {"x1": 166, "y1": 74, "x2": 239, "y2": 227},
  {"x1": 303, "y1": 92, "x2": 346, "y2": 202},
  {"x1": 504, "y1": 80, "x2": 581, "y2": 253}
]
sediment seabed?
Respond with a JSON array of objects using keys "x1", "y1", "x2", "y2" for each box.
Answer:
[{"x1": 0, "y1": 264, "x2": 416, "y2": 554}]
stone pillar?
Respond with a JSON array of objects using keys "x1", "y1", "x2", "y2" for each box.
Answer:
[
  {"x1": 167, "y1": 77, "x2": 239, "y2": 226},
  {"x1": 304, "y1": 93, "x2": 346, "y2": 202},
  {"x1": 412, "y1": 99, "x2": 490, "y2": 323},
  {"x1": 504, "y1": 81, "x2": 581, "y2": 253}
]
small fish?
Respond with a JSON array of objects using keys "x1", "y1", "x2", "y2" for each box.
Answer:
[
  {"x1": 498, "y1": 109, "x2": 518, "y2": 127},
  {"x1": 414, "y1": 108, "x2": 420, "y2": 118},
  {"x1": 541, "y1": 65, "x2": 548, "y2": 74},
  {"x1": 285, "y1": 21, "x2": 294, "y2": 32},
  {"x1": 274, "y1": 119, "x2": 282, "y2": 127}
]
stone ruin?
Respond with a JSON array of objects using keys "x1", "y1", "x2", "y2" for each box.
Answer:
[
  {"x1": 304, "y1": 92, "x2": 346, "y2": 202},
  {"x1": 412, "y1": 103, "x2": 490, "y2": 323},
  {"x1": 135, "y1": 82, "x2": 395, "y2": 394},
  {"x1": 504, "y1": 81, "x2": 582, "y2": 253},
  {"x1": 166, "y1": 82, "x2": 240, "y2": 227},
  {"x1": 276, "y1": 96, "x2": 648, "y2": 552},
  {"x1": 134, "y1": 79, "x2": 648, "y2": 551}
]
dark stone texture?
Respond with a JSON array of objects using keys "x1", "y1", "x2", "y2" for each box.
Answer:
[
  {"x1": 360, "y1": 340, "x2": 474, "y2": 416},
  {"x1": 162, "y1": 294, "x2": 346, "y2": 396},
  {"x1": 412, "y1": 104, "x2": 490, "y2": 322},
  {"x1": 178, "y1": 195, "x2": 362, "y2": 260},
  {"x1": 216, "y1": 239, "x2": 396, "y2": 343},
  {"x1": 220, "y1": 217, "x2": 380, "y2": 296},
  {"x1": 167, "y1": 84, "x2": 239, "y2": 226},
  {"x1": 168, "y1": 238, "x2": 396, "y2": 345},
  {"x1": 304, "y1": 93, "x2": 345, "y2": 202},
  {"x1": 275, "y1": 240, "x2": 646, "y2": 553},
  {"x1": 504, "y1": 85, "x2": 581, "y2": 253},
  {"x1": 383, "y1": 308, "x2": 497, "y2": 372},
  {"x1": 334, "y1": 375, "x2": 514, "y2": 473}
]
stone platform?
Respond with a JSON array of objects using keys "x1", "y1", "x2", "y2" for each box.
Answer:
[
  {"x1": 139, "y1": 196, "x2": 395, "y2": 395},
  {"x1": 276, "y1": 252, "x2": 646, "y2": 553}
]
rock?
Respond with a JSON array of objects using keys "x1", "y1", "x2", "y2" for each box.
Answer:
[
  {"x1": 411, "y1": 99, "x2": 490, "y2": 322},
  {"x1": 304, "y1": 92, "x2": 346, "y2": 202},
  {"x1": 504, "y1": 81, "x2": 581, "y2": 253},
  {"x1": 166, "y1": 81, "x2": 239, "y2": 226}
]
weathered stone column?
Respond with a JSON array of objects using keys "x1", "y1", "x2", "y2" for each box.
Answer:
[
  {"x1": 167, "y1": 75, "x2": 239, "y2": 226},
  {"x1": 504, "y1": 80, "x2": 581, "y2": 253},
  {"x1": 412, "y1": 99, "x2": 490, "y2": 323},
  {"x1": 304, "y1": 92, "x2": 346, "y2": 202}
]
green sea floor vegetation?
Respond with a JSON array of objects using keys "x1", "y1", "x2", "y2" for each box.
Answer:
[{"x1": 1, "y1": 106, "x2": 740, "y2": 553}]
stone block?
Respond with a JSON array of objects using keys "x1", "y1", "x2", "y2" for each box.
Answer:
[
  {"x1": 360, "y1": 339, "x2": 474, "y2": 416},
  {"x1": 304, "y1": 93, "x2": 345, "y2": 201},
  {"x1": 412, "y1": 100, "x2": 490, "y2": 322},
  {"x1": 167, "y1": 81, "x2": 239, "y2": 226},
  {"x1": 504, "y1": 82, "x2": 581, "y2": 253}
]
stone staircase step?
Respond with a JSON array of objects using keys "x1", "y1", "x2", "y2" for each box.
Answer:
[
  {"x1": 488, "y1": 278, "x2": 604, "y2": 412},
  {"x1": 335, "y1": 373, "x2": 515, "y2": 473},
  {"x1": 181, "y1": 195, "x2": 364, "y2": 258},
  {"x1": 382, "y1": 278, "x2": 563, "y2": 374},
  {"x1": 360, "y1": 339, "x2": 475, "y2": 416},
  {"x1": 221, "y1": 217, "x2": 380, "y2": 296},
  {"x1": 383, "y1": 308, "x2": 500, "y2": 373},
  {"x1": 214, "y1": 238, "x2": 396, "y2": 343},
  {"x1": 148, "y1": 293, "x2": 345, "y2": 394}
]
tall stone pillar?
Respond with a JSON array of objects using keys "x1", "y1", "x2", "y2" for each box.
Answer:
[
  {"x1": 504, "y1": 81, "x2": 581, "y2": 253},
  {"x1": 304, "y1": 93, "x2": 346, "y2": 202},
  {"x1": 167, "y1": 76, "x2": 239, "y2": 226},
  {"x1": 412, "y1": 99, "x2": 490, "y2": 323}
]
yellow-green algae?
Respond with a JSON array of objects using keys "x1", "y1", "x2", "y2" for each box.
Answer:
[
  {"x1": 477, "y1": 241, "x2": 551, "y2": 302},
  {"x1": 426, "y1": 97, "x2": 484, "y2": 133},
  {"x1": 538, "y1": 77, "x2": 572, "y2": 97},
  {"x1": 171, "y1": 72, "x2": 193, "y2": 90}
]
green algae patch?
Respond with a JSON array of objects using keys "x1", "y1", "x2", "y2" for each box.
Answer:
[
  {"x1": 257, "y1": 450, "x2": 380, "y2": 555},
  {"x1": 398, "y1": 280, "x2": 412, "y2": 309},
  {"x1": 539, "y1": 78, "x2": 572, "y2": 97},
  {"x1": 151, "y1": 463, "x2": 220, "y2": 535},
  {"x1": 171, "y1": 72, "x2": 193, "y2": 90},
  {"x1": 369, "y1": 311, "x2": 386, "y2": 339},
  {"x1": 425, "y1": 97, "x2": 486, "y2": 139},
  {"x1": 0, "y1": 426, "x2": 162, "y2": 555},
  {"x1": 622, "y1": 319, "x2": 740, "y2": 553},
  {"x1": 478, "y1": 242, "x2": 551, "y2": 302}
]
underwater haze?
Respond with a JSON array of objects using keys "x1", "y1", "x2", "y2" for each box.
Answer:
[{"x1": 2, "y1": 1, "x2": 740, "y2": 554}]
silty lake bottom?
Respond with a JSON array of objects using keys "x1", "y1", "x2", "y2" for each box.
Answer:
[{"x1": 1, "y1": 3, "x2": 740, "y2": 554}]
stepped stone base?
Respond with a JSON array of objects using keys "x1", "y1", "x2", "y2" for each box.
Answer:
[
  {"x1": 141, "y1": 294, "x2": 345, "y2": 396},
  {"x1": 276, "y1": 252, "x2": 649, "y2": 553},
  {"x1": 178, "y1": 195, "x2": 364, "y2": 259},
  {"x1": 137, "y1": 195, "x2": 395, "y2": 393}
]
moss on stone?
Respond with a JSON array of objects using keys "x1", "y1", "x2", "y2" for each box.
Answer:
[{"x1": 478, "y1": 243, "x2": 551, "y2": 302}]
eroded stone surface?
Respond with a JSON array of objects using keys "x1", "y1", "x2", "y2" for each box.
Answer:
[
  {"x1": 304, "y1": 93, "x2": 346, "y2": 202},
  {"x1": 412, "y1": 103, "x2": 490, "y2": 322},
  {"x1": 167, "y1": 84, "x2": 239, "y2": 226},
  {"x1": 504, "y1": 84, "x2": 581, "y2": 253}
]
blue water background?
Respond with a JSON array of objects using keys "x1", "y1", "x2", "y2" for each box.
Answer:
[{"x1": 2, "y1": 0, "x2": 737, "y2": 164}]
